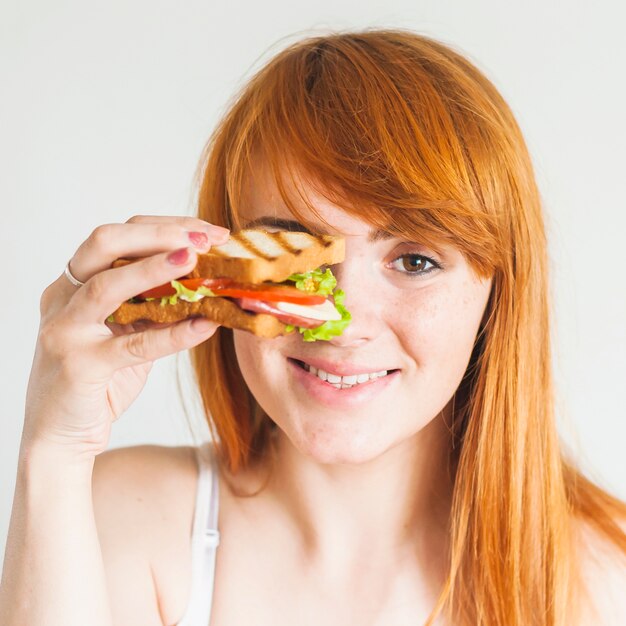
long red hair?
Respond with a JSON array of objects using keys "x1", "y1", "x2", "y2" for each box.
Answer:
[{"x1": 188, "y1": 30, "x2": 626, "y2": 625}]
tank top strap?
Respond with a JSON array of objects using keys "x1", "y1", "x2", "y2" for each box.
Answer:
[
  {"x1": 194, "y1": 442, "x2": 220, "y2": 544},
  {"x1": 177, "y1": 442, "x2": 220, "y2": 626}
]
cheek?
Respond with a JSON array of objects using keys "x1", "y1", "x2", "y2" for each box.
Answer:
[
  {"x1": 233, "y1": 331, "x2": 269, "y2": 385},
  {"x1": 232, "y1": 330, "x2": 289, "y2": 414},
  {"x1": 388, "y1": 278, "x2": 489, "y2": 386}
]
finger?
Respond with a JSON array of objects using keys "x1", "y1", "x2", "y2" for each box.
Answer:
[
  {"x1": 105, "y1": 320, "x2": 135, "y2": 337},
  {"x1": 101, "y1": 316, "x2": 219, "y2": 370},
  {"x1": 68, "y1": 220, "x2": 229, "y2": 283},
  {"x1": 125, "y1": 215, "x2": 223, "y2": 228},
  {"x1": 132, "y1": 320, "x2": 177, "y2": 331},
  {"x1": 66, "y1": 246, "x2": 201, "y2": 324},
  {"x1": 104, "y1": 319, "x2": 174, "y2": 337},
  {"x1": 40, "y1": 219, "x2": 230, "y2": 320},
  {"x1": 41, "y1": 272, "x2": 83, "y2": 318}
]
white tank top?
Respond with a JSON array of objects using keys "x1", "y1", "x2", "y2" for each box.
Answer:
[{"x1": 176, "y1": 443, "x2": 220, "y2": 626}]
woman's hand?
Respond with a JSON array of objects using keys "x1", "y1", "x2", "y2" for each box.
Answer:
[{"x1": 22, "y1": 215, "x2": 229, "y2": 462}]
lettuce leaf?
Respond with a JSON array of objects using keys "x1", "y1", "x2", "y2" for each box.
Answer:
[
  {"x1": 147, "y1": 280, "x2": 215, "y2": 306},
  {"x1": 285, "y1": 268, "x2": 336, "y2": 296},
  {"x1": 284, "y1": 269, "x2": 351, "y2": 342}
]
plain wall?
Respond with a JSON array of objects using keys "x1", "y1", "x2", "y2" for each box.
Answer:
[{"x1": 1, "y1": 0, "x2": 625, "y2": 563}]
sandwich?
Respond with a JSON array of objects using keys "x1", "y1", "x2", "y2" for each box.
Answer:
[{"x1": 107, "y1": 229, "x2": 351, "y2": 340}]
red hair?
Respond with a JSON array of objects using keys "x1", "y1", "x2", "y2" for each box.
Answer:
[{"x1": 189, "y1": 30, "x2": 626, "y2": 625}]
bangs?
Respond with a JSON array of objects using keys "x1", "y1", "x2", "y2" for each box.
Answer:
[{"x1": 209, "y1": 31, "x2": 529, "y2": 278}]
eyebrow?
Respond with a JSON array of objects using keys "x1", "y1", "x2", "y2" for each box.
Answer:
[{"x1": 242, "y1": 216, "x2": 394, "y2": 243}]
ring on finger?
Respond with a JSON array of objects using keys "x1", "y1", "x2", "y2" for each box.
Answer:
[{"x1": 64, "y1": 261, "x2": 85, "y2": 288}]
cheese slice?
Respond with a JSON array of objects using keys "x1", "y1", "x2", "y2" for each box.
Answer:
[{"x1": 275, "y1": 299, "x2": 341, "y2": 321}]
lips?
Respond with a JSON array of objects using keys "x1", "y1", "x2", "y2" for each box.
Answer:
[
  {"x1": 287, "y1": 357, "x2": 399, "y2": 407},
  {"x1": 288, "y1": 356, "x2": 398, "y2": 378}
]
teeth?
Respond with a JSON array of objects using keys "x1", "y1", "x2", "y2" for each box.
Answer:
[{"x1": 302, "y1": 363, "x2": 389, "y2": 387}]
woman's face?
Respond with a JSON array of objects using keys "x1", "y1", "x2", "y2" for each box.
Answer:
[{"x1": 233, "y1": 172, "x2": 492, "y2": 465}]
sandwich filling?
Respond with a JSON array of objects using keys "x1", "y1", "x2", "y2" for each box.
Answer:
[{"x1": 134, "y1": 267, "x2": 351, "y2": 342}]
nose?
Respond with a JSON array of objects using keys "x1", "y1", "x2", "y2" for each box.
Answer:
[{"x1": 327, "y1": 259, "x2": 382, "y2": 348}]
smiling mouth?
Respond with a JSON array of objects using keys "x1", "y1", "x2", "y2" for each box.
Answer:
[{"x1": 290, "y1": 358, "x2": 400, "y2": 390}]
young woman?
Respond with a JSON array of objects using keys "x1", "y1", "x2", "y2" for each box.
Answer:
[{"x1": 1, "y1": 30, "x2": 625, "y2": 626}]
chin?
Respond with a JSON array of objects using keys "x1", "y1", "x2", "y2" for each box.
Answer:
[{"x1": 283, "y1": 418, "x2": 390, "y2": 466}]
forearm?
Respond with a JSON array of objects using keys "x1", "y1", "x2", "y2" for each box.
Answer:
[{"x1": 0, "y1": 442, "x2": 113, "y2": 626}]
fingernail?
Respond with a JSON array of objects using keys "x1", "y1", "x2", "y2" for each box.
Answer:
[
  {"x1": 167, "y1": 247, "x2": 191, "y2": 265},
  {"x1": 187, "y1": 231, "x2": 209, "y2": 249}
]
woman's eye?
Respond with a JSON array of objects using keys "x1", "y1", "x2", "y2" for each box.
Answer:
[{"x1": 388, "y1": 254, "x2": 440, "y2": 276}]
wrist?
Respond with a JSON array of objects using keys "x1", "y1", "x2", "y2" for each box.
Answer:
[{"x1": 18, "y1": 437, "x2": 97, "y2": 486}]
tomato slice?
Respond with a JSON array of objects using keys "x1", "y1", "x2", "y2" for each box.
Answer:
[
  {"x1": 137, "y1": 278, "x2": 233, "y2": 300},
  {"x1": 212, "y1": 285, "x2": 325, "y2": 305},
  {"x1": 137, "y1": 278, "x2": 325, "y2": 305}
]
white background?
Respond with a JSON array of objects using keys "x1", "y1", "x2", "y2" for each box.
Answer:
[{"x1": 1, "y1": 0, "x2": 625, "y2": 563}]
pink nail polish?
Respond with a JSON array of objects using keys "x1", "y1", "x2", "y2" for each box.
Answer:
[
  {"x1": 167, "y1": 248, "x2": 190, "y2": 265},
  {"x1": 188, "y1": 231, "x2": 209, "y2": 248}
]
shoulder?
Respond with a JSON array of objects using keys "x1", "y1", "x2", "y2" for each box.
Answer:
[
  {"x1": 92, "y1": 444, "x2": 200, "y2": 554},
  {"x1": 92, "y1": 443, "x2": 199, "y2": 519},
  {"x1": 577, "y1": 517, "x2": 626, "y2": 625},
  {"x1": 92, "y1": 444, "x2": 203, "y2": 624}
]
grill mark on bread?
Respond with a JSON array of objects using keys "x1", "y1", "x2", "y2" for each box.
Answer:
[
  {"x1": 274, "y1": 231, "x2": 303, "y2": 255},
  {"x1": 111, "y1": 229, "x2": 345, "y2": 285},
  {"x1": 235, "y1": 232, "x2": 277, "y2": 260}
]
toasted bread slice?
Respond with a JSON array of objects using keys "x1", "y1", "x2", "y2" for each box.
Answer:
[
  {"x1": 110, "y1": 296, "x2": 288, "y2": 338},
  {"x1": 111, "y1": 229, "x2": 345, "y2": 283},
  {"x1": 192, "y1": 230, "x2": 345, "y2": 282}
]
